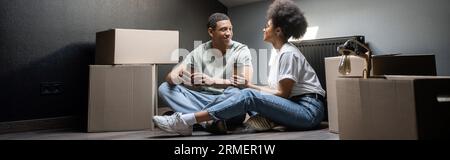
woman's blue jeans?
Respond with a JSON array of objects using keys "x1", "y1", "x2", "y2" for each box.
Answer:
[{"x1": 206, "y1": 88, "x2": 325, "y2": 130}]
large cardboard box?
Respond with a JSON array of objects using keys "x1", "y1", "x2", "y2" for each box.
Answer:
[
  {"x1": 95, "y1": 29, "x2": 179, "y2": 64},
  {"x1": 336, "y1": 76, "x2": 450, "y2": 140},
  {"x1": 324, "y1": 54, "x2": 436, "y2": 133},
  {"x1": 324, "y1": 56, "x2": 365, "y2": 133},
  {"x1": 88, "y1": 65, "x2": 154, "y2": 132}
]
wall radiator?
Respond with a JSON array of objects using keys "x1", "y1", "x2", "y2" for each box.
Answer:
[
  {"x1": 292, "y1": 36, "x2": 365, "y2": 121},
  {"x1": 291, "y1": 35, "x2": 365, "y2": 92}
]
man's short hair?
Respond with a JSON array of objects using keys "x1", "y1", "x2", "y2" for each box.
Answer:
[
  {"x1": 207, "y1": 13, "x2": 230, "y2": 29},
  {"x1": 267, "y1": 0, "x2": 308, "y2": 39}
]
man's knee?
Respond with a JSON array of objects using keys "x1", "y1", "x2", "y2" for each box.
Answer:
[
  {"x1": 241, "y1": 88, "x2": 258, "y2": 97},
  {"x1": 158, "y1": 82, "x2": 172, "y2": 96},
  {"x1": 223, "y1": 87, "x2": 243, "y2": 96},
  {"x1": 159, "y1": 82, "x2": 188, "y2": 96}
]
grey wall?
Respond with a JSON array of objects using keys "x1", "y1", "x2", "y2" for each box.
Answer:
[
  {"x1": 229, "y1": 2, "x2": 272, "y2": 84},
  {"x1": 0, "y1": 0, "x2": 226, "y2": 123},
  {"x1": 229, "y1": 0, "x2": 450, "y2": 80}
]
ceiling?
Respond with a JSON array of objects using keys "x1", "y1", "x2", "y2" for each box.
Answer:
[{"x1": 218, "y1": 0, "x2": 267, "y2": 8}]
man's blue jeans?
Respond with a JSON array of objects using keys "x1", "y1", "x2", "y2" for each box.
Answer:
[
  {"x1": 158, "y1": 82, "x2": 242, "y2": 113},
  {"x1": 206, "y1": 88, "x2": 325, "y2": 130},
  {"x1": 158, "y1": 82, "x2": 245, "y2": 125}
]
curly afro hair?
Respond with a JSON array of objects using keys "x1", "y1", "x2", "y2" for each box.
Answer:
[{"x1": 267, "y1": 0, "x2": 308, "y2": 40}]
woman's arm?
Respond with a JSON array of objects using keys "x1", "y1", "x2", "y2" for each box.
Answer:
[
  {"x1": 274, "y1": 79, "x2": 295, "y2": 98},
  {"x1": 234, "y1": 75, "x2": 294, "y2": 99}
]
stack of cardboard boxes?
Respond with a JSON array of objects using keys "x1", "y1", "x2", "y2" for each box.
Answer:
[
  {"x1": 88, "y1": 29, "x2": 179, "y2": 132},
  {"x1": 324, "y1": 54, "x2": 437, "y2": 133}
]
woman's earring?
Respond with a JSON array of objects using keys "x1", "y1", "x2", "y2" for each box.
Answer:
[{"x1": 276, "y1": 28, "x2": 282, "y2": 36}]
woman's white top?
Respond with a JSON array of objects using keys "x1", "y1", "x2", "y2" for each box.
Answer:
[{"x1": 267, "y1": 42, "x2": 325, "y2": 98}]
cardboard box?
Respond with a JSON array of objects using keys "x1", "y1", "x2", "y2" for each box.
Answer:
[
  {"x1": 324, "y1": 54, "x2": 436, "y2": 133},
  {"x1": 372, "y1": 54, "x2": 436, "y2": 76},
  {"x1": 336, "y1": 76, "x2": 450, "y2": 140},
  {"x1": 95, "y1": 29, "x2": 179, "y2": 64},
  {"x1": 324, "y1": 56, "x2": 365, "y2": 133},
  {"x1": 88, "y1": 65, "x2": 154, "y2": 132}
]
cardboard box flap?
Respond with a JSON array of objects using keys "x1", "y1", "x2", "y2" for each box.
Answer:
[{"x1": 384, "y1": 75, "x2": 450, "y2": 80}]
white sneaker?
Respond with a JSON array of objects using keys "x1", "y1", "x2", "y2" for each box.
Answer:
[{"x1": 153, "y1": 112, "x2": 193, "y2": 136}]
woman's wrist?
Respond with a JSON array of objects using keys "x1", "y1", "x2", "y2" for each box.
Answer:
[
  {"x1": 227, "y1": 79, "x2": 233, "y2": 85},
  {"x1": 247, "y1": 83, "x2": 257, "y2": 89}
]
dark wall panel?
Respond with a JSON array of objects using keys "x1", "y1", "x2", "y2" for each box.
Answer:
[
  {"x1": 0, "y1": 0, "x2": 227, "y2": 122},
  {"x1": 230, "y1": 0, "x2": 450, "y2": 77}
]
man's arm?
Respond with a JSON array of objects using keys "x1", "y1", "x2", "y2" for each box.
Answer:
[
  {"x1": 166, "y1": 63, "x2": 188, "y2": 85},
  {"x1": 195, "y1": 65, "x2": 253, "y2": 88}
]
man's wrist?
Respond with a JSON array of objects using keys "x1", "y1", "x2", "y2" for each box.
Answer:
[
  {"x1": 170, "y1": 73, "x2": 184, "y2": 85},
  {"x1": 219, "y1": 78, "x2": 232, "y2": 85},
  {"x1": 208, "y1": 78, "x2": 232, "y2": 87}
]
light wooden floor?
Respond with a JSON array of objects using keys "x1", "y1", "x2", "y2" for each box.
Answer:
[{"x1": 0, "y1": 124, "x2": 339, "y2": 140}]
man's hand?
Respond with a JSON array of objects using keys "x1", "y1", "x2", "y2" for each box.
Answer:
[
  {"x1": 167, "y1": 72, "x2": 181, "y2": 85},
  {"x1": 231, "y1": 75, "x2": 249, "y2": 88},
  {"x1": 179, "y1": 70, "x2": 194, "y2": 86},
  {"x1": 192, "y1": 73, "x2": 214, "y2": 86},
  {"x1": 167, "y1": 70, "x2": 194, "y2": 86}
]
